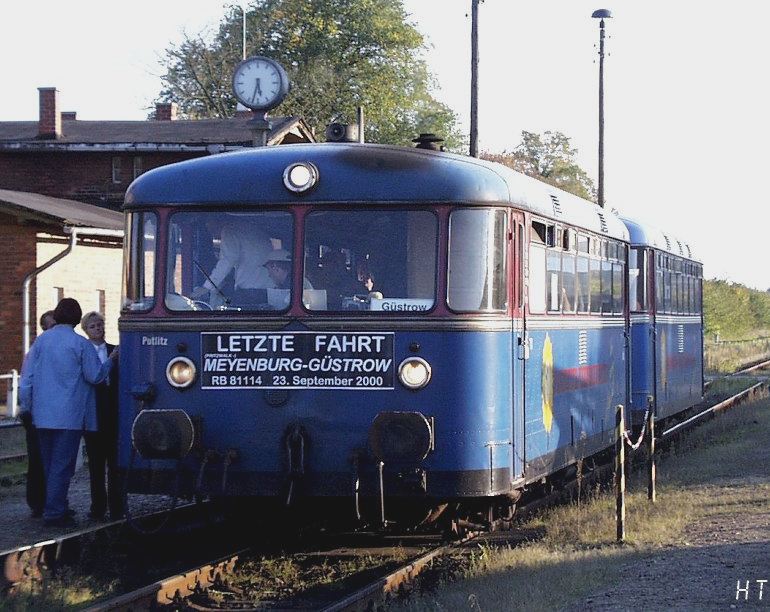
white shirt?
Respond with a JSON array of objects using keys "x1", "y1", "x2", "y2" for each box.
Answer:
[
  {"x1": 91, "y1": 341, "x2": 109, "y2": 384},
  {"x1": 204, "y1": 223, "x2": 273, "y2": 290}
]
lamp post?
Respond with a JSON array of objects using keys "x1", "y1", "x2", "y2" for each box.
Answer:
[
  {"x1": 592, "y1": 9, "x2": 611, "y2": 208},
  {"x1": 470, "y1": 0, "x2": 480, "y2": 158}
]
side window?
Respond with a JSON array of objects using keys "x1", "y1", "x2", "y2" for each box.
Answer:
[
  {"x1": 656, "y1": 253, "x2": 664, "y2": 312},
  {"x1": 529, "y1": 220, "x2": 547, "y2": 314},
  {"x1": 576, "y1": 254, "x2": 590, "y2": 313},
  {"x1": 529, "y1": 245, "x2": 546, "y2": 313},
  {"x1": 600, "y1": 252, "x2": 612, "y2": 314},
  {"x1": 612, "y1": 262, "x2": 623, "y2": 314},
  {"x1": 561, "y1": 251, "x2": 576, "y2": 313},
  {"x1": 590, "y1": 256, "x2": 602, "y2": 314},
  {"x1": 629, "y1": 247, "x2": 648, "y2": 312},
  {"x1": 547, "y1": 249, "x2": 561, "y2": 312},
  {"x1": 448, "y1": 208, "x2": 508, "y2": 311},
  {"x1": 121, "y1": 211, "x2": 157, "y2": 312}
]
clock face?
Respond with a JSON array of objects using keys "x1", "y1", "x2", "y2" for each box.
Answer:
[{"x1": 232, "y1": 57, "x2": 289, "y2": 111}]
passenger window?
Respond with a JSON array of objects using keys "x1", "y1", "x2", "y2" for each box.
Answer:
[
  {"x1": 612, "y1": 263, "x2": 623, "y2": 314},
  {"x1": 561, "y1": 252, "x2": 576, "y2": 313},
  {"x1": 547, "y1": 250, "x2": 561, "y2": 312},
  {"x1": 529, "y1": 245, "x2": 546, "y2": 313},
  {"x1": 600, "y1": 259, "x2": 612, "y2": 314},
  {"x1": 576, "y1": 254, "x2": 590, "y2": 313},
  {"x1": 448, "y1": 208, "x2": 508, "y2": 311},
  {"x1": 590, "y1": 257, "x2": 602, "y2": 314},
  {"x1": 656, "y1": 260, "x2": 664, "y2": 312}
]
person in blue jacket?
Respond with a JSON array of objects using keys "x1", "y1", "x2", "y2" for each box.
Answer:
[
  {"x1": 19, "y1": 298, "x2": 117, "y2": 528},
  {"x1": 18, "y1": 309, "x2": 56, "y2": 517}
]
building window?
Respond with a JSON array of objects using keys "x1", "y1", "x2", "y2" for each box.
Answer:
[
  {"x1": 112, "y1": 157, "x2": 122, "y2": 184},
  {"x1": 96, "y1": 289, "x2": 106, "y2": 316},
  {"x1": 52, "y1": 286, "x2": 64, "y2": 307},
  {"x1": 133, "y1": 156, "x2": 143, "y2": 179}
]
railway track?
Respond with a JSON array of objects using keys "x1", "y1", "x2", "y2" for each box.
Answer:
[
  {"x1": 65, "y1": 378, "x2": 769, "y2": 611},
  {"x1": 84, "y1": 531, "x2": 482, "y2": 611}
]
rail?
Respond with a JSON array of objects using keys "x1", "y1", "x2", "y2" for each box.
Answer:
[
  {"x1": 1, "y1": 370, "x2": 19, "y2": 418},
  {"x1": 661, "y1": 381, "x2": 767, "y2": 439}
]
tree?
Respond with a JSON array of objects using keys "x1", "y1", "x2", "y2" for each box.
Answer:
[
  {"x1": 157, "y1": 0, "x2": 462, "y2": 148},
  {"x1": 482, "y1": 131, "x2": 596, "y2": 201}
]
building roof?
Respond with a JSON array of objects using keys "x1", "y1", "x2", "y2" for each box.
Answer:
[
  {"x1": 0, "y1": 189, "x2": 124, "y2": 232},
  {"x1": 0, "y1": 116, "x2": 315, "y2": 151}
]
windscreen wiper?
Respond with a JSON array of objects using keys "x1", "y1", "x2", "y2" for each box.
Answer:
[{"x1": 193, "y1": 260, "x2": 230, "y2": 305}]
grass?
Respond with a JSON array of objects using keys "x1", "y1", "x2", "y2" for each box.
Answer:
[
  {"x1": 231, "y1": 550, "x2": 410, "y2": 603},
  {"x1": 398, "y1": 395, "x2": 770, "y2": 611},
  {"x1": 705, "y1": 335, "x2": 770, "y2": 375},
  {"x1": 1, "y1": 569, "x2": 110, "y2": 611}
]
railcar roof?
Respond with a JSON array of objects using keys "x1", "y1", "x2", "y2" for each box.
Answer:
[
  {"x1": 125, "y1": 143, "x2": 629, "y2": 241},
  {"x1": 620, "y1": 215, "x2": 699, "y2": 262}
]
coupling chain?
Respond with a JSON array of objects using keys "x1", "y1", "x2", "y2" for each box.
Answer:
[{"x1": 622, "y1": 408, "x2": 650, "y2": 451}]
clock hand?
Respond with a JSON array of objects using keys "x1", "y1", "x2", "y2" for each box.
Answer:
[{"x1": 251, "y1": 78, "x2": 262, "y2": 104}]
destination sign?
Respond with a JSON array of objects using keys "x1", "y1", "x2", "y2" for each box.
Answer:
[{"x1": 200, "y1": 332, "x2": 395, "y2": 390}]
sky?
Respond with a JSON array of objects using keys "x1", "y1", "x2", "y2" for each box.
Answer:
[{"x1": 1, "y1": 1, "x2": 767, "y2": 289}]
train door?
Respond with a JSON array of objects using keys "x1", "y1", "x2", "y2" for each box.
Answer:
[
  {"x1": 511, "y1": 211, "x2": 526, "y2": 480},
  {"x1": 651, "y1": 249, "x2": 660, "y2": 417}
]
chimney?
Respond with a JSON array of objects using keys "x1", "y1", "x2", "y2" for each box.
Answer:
[
  {"x1": 61, "y1": 111, "x2": 77, "y2": 121},
  {"x1": 38, "y1": 87, "x2": 61, "y2": 139},
  {"x1": 155, "y1": 102, "x2": 178, "y2": 121}
]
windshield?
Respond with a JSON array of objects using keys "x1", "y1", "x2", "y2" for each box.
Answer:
[
  {"x1": 166, "y1": 211, "x2": 294, "y2": 312},
  {"x1": 303, "y1": 210, "x2": 437, "y2": 312}
]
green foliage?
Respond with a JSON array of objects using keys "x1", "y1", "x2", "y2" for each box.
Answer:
[
  {"x1": 157, "y1": 0, "x2": 463, "y2": 148},
  {"x1": 482, "y1": 131, "x2": 596, "y2": 201},
  {"x1": 703, "y1": 279, "x2": 770, "y2": 339}
]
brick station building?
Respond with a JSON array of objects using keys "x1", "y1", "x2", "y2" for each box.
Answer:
[{"x1": 0, "y1": 87, "x2": 315, "y2": 390}]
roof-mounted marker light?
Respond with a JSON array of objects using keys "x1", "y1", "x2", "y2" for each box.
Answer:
[{"x1": 283, "y1": 162, "x2": 319, "y2": 194}]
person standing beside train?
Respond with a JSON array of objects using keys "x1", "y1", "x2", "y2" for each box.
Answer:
[
  {"x1": 81, "y1": 311, "x2": 124, "y2": 521},
  {"x1": 18, "y1": 310, "x2": 56, "y2": 518},
  {"x1": 19, "y1": 298, "x2": 117, "y2": 527}
]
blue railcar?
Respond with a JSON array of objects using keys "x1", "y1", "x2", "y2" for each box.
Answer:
[
  {"x1": 621, "y1": 217, "x2": 704, "y2": 424},
  {"x1": 119, "y1": 141, "x2": 639, "y2": 528}
]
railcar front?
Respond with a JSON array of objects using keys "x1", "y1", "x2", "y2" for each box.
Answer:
[
  {"x1": 621, "y1": 217, "x2": 704, "y2": 424},
  {"x1": 118, "y1": 143, "x2": 528, "y2": 528}
]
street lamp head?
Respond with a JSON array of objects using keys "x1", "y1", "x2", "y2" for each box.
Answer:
[{"x1": 591, "y1": 9, "x2": 612, "y2": 19}]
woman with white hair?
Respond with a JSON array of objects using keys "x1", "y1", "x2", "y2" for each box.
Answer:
[{"x1": 81, "y1": 311, "x2": 124, "y2": 521}]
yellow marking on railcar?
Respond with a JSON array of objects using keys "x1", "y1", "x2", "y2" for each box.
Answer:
[{"x1": 542, "y1": 333, "x2": 554, "y2": 434}]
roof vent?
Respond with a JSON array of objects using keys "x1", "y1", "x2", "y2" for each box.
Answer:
[
  {"x1": 663, "y1": 235, "x2": 671, "y2": 251},
  {"x1": 550, "y1": 194, "x2": 563, "y2": 216},
  {"x1": 412, "y1": 133, "x2": 444, "y2": 151},
  {"x1": 685, "y1": 244, "x2": 692, "y2": 258},
  {"x1": 597, "y1": 211, "x2": 608, "y2": 233},
  {"x1": 676, "y1": 240, "x2": 683, "y2": 256}
]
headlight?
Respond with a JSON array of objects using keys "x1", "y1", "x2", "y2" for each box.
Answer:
[
  {"x1": 398, "y1": 357, "x2": 432, "y2": 390},
  {"x1": 283, "y1": 162, "x2": 319, "y2": 193},
  {"x1": 166, "y1": 356, "x2": 196, "y2": 389}
]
